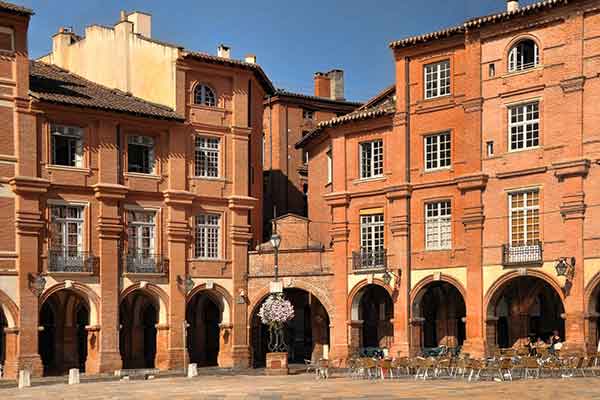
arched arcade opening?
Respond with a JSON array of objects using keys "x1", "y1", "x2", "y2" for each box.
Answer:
[
  {"x1": 350, "y1": 284, "x2": 394, "y2": 355},
  {"x1": 251, "y1": 288, "x2": 330, "y2": 367},
  {"x1": 186, "y1": 291, "x2": 222, "y2": 367},
  {"x1": 0, "y1": 307, "x2": 6, "y2": 369},
  {"x1": 119, "y1": 290, "x2": 159, "y2": 369},
  {"x1": 39, "y1": 289, "x2": 90, "y2": 376}
]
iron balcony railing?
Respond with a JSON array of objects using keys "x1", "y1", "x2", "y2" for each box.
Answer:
[
  {"x1": 352, "y1": 248, "x2": 387, "y2": 272},
  {"x1": 48, "y1": 248, "x2": 97, "y2": 273},
  {"x1": 502, "y1": 241, "x2": 543, "y2": 267},
  {"x1": 125, "y1": 252, "x2": 169, "y2": 274}
]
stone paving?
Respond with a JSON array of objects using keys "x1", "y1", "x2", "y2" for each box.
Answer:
[{"x1": 3, "y1": 372, "x2": 600, "y2": 399}]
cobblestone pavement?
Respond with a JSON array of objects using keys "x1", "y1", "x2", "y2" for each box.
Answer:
[{"x1": 3, "y1": 373, "x2": 600, "y2": 399}]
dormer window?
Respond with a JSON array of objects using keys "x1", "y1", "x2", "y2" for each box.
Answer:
[
  {"x1": 302, "y1": 109, "x2": 315, "y2": 120},
  {"x1": 508, "y1": 39, "x2": 539, "y2": 72},
  {"x1": 194, "y1": 84, "x2": 216, "y2": 107}
]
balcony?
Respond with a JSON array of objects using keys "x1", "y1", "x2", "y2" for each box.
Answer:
[
  {"x1": 48, "y1": 248, "x2": 98, "y2": 273},
  {"x1": 352, "y1": 248, "x2": 387, "y2": 273},
  {"x1": 125, "y1": 252, "x2": 169, "y2": 274},
  {"x1": 502, "y1": 242, "x2": 543, "y2": 267}
]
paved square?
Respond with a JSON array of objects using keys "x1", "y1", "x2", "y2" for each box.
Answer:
[{"x1": 3, "y1": 374, "x2": 600, "y2": 399}]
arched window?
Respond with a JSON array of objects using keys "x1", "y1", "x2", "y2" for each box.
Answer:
[
  {"x1": 194, "y1": 85, "x2": 216, "y2": 107},
  {"x1": 508, "y1": 39, "x2": 539, "y2": 72}
]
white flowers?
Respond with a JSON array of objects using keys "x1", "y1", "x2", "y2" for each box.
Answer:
[{"x1": 258, "y1": 293, "x2": 295, "y2": 327}]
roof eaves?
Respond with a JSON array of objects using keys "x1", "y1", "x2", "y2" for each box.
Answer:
[{"x1": 0, "y1": 1, "x2": 34, "y2": 16}]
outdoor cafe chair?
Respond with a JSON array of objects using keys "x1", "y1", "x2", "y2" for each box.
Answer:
[
  {"x1": 378, "y1": 359, "x2": 394, "y2": 380},
  {"x1": 522, "y1": 356, "x2": 540, "y2": 379},
  {"x1": 316, "y1": 358, "x2": 330, "y2": 380}
]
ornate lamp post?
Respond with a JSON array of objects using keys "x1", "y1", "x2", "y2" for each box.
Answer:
[
  {"x1": 270, "y1": 231, "x2": 281, "y2": 283},
  {"x1": 177, "y1": 275, "x2": 194, "y2": 371},
  {"x1": 555, "y1": 257, "x2": 576, "y2": 289}
]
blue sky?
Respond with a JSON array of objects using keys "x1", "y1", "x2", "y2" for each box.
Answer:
[{"x1": 19, "y1": 0, "x2": 539, "y2": 102}]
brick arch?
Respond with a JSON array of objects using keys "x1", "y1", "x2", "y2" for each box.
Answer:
[
  {"x1": 410, "y1": 274, "x2": 467, "y2": 317},
  {"x1": 187, "y1": 283, "x2": 233, "y2": 325},
  {"x1": 249, "y1": 279, "x2": 335, "y2": 322},
  {"x1": 584, "y1": 272, "x2": 600, "y2": 317},
  {"x1": 484, "y1": 269, "x2": 565, "y2": 318},
  {"x1": 348, "y1": 279, "x2": 394, "y2": 321},
  {"x1": 40, "y1": 281, "x2": 100, "y2": 325},
  {"x1": 120, "y1": 283, "x2": 169, "y2": 325},
  {"x1": 0, "y1": 288, "x2": 18, "y2": 328},
  {"x1": 504, "y1": 33, "x2": 543, "y2": 70}
]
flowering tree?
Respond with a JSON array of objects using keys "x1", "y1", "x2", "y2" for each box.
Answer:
[{"x1": 258, "y1": 293, "x2": 295, "y2": 352}]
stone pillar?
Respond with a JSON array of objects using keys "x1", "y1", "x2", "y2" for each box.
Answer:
[
  {"x1": 85, "y1": 325, "x2": 101, "y2": 373},
  {"x1": 485, "y1": 318, "x2": 498, "y2": 356},
  {"x1": 585, "y1": 315, "x2": 598, "y2": 354},
  {"x1": 348, "y1": 320, "x2": 363, "y2": 356},
  {"x1": 217, "y1": 323, "x2": 233, "y2": 367},
  {"x1": 8, "y1": 176, "x2": 50, "y2": 378},
  {"x1": 409, "y1": 318, "x2": 424, "y2": 356},
  {"x1": 92, "y1": 183, "x2": 127, "y2": 373},
  {"x1": 2, "y1": 328, "x2": 19, "y2": 378},
  {"x1": 155, "y1": 324, "x2": 170, "y2": 369}
]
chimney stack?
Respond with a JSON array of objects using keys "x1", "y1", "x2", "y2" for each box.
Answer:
[
  {"x1": 327, "y1": 69, "x2": 345, "y2": 101},
  {"x1": 120, "y1": 10, "x2": 127, "y2": 21},
  {"x1": 314, "y1": 72, "x2": 331, "y2": 98},
  {"x1": 245, "y1": 54, "x2": 256, "y2": 64},
  {"x1": 126, "y1": 11, "x2": 152, "y2": 38},
  {"x1": 507, "y1": 0, "x2": 519, "y2": 12},
  {"x1": 217, "y1": 44, "x2": 231, "y2": 59}
]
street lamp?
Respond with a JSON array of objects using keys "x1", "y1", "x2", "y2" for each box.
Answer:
[
  {"x1": 270, "y1": 232, "x2": 281, "y2": 282},
  {"x1": 29, "y1": 273, "x2": 46, "y2": 297},
  {"x1": 555, "y1": 257, "x2": 576, "y2": 289}
]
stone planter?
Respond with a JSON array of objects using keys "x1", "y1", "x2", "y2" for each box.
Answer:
[{"x1": 265, "y1": 352, "x2": 288, "y2": 375}]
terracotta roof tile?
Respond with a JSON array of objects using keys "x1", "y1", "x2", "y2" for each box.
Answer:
[
  {"x1": 0, "y1": 1, "x2": 33, "y2": 16},
  {"x1": 271, "y1": 89, "x2": 363, "y2": 107},
  {"x1": 29, "y1": 61, "x2": 184, "y2": 121}
]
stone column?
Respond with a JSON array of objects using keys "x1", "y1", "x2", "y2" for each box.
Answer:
[
  {"x1": 85, "y1": 325, "x2": 101, "y2": 372},
  {"x1": 409, "y1": 318, "x2": 424, "y2": 356},
  {"x1": 485, "y1": 318, "x2": 498, "y2": 356},
  {"x1": 217, "y1": 323, "x2": 233, "y2": 368},
  {"x1": 155, "y1": 324, "x2": 170, "y2": 369},
  {"x1": 348, "y1": 320, "x2": 363, "y2": 356},
  {"x1": 2, "y1": 328, "x2": 19, "y2": 377}
]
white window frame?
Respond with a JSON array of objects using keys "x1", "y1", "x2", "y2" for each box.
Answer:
[
  {"x1": 359, "y1": 140, "x2": 383, "y2": 179},
  {"x1": 424, "y1": 60, "x2": 451, "y2": 99},
  {"x1": 194, "y1": 136, "x2": 220, "y2": 178},
  {"x1": 195, "y1": 213, "x2": 221, "y2": 259},
  {"x1": 50, "y1": 124, "x2": 84, "y2": 168},
  {"x1": 425, "y1": 201, "x2": 452, "y2": 250},
  {"x1": 424, "y1": 132, "x2": 451, "y2": 171},
  {"x1": 127, "y1": 135, "x2": 155, "y2": 174},
  {"x1": 194, "y1": 84, "x2": 217, "y2": 107},
  {"x1": 50, "y1": 204, "x2": 84, "y2": 256},
  {"x1": 508, "y1": 190, "x2": 540, "y2": 246},
  {"x1": 326, "y1": 148, "x2": 332, "y2": 184},
  {"x1": 508, "y1": 101, "x2": 540, "y2": 152},
  {"x1": 127, "y1": 210, "x2": 156, "y2": 257},
  {"x1": 508, "y1": 40, "x2": 539, "y2": 73},
  {"x1": 303, "y1": 109, "x2": 315, "y2": 120},
  {"x1": 360, "y1": 213, "x2": 384, "y2": 254}
]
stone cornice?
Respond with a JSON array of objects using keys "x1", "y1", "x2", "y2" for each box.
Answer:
[
  {"x1": 9, "y1": 176, "x2": 50, "y2": 195},
  {"x1": 385, "y1": 184, "x2": 412, "y2": 201},
  {"x1": 560, "y1": 192, "x2": 586, "y2": 220},
  {"x1": 323, "y1": 191, "x2": 350, "y2": 207},
  {"x1": 92, "y1": 183, "x2": 128, "y2": 200},
  {"x1": 227, "y1": 195, "x2": 256, "y2": 211},
  {"x1": 462, "y1": 205, "x2": 485, "y2": 230},
  {"x1": 163, "y1": 189, "x2": 195, "y2": 206},
  {"x1": 462, "y1": 97, "x2": 484, "y2": 113},
  {"x1": 496, "y1": 166, "x2": 547, "y2": 179},
  {"x1": 552, "y1": 158, "x2": 590, "y2": 180},
  {"x1": 456, "y1": 173, "x2": 488, "y2": 193},
  {"x1": 560, "y1": 76, "x2": 585, "y2": 93}
]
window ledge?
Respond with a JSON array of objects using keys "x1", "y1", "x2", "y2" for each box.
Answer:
[
  {"x1": 190, "y1": 176, "x2": 226, "y2": 182},
  {"x1": 422, "y1": 166, "x2": 452, "y2": 174},
  {"x1": 124, "y1": 172, "x2": 162, "y2": 181},
  {"x1": 504, "y1": 65, "x2": 543, "y2": 78},
  {"x1": 189, "y1": 258, "x2": 229, "y2": 263},
  {"x1": 46, "y1": 165, "x2": 91, "y2": 174},
  {"x1": 424, "y1": 248, "x2": 452, "y2": 253},
  {"x1": 353, "y1": 176, "x2": 386, "y2": 185},
  {"x1": 507, "y1": 146, "x2": 541, "y2": 154},
  {"x1": 189, "y1": 104, "x2": 227, "y2": 112}
]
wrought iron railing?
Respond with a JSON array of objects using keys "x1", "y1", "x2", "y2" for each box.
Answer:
[
  {"x1": 502, "y1": 242, "x2": 543, "y2": 267},
  {"x1": 125, "y1": 252, "x2": 169, "y2": 274},
  {"x1": 352, "y1": 248, "x2": 387, "y2": 272},
  {"x1": 48, "y1": 248, "x2": 97, "y2": 273}
]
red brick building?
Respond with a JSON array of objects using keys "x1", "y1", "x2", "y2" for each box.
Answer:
[{"x1": 291, "y1": 0, "x2": 600, "y2": 361}]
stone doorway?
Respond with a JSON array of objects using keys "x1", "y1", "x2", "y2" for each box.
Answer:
[
  {"x1": 186, "y1": 292, "x2": 221, "y2": 367},
  {"x1": 411, "y1": 281, "x2": 466, "y2": 353},
  {"x1": 488, "y1": 276, "x2": 565, "y2": 350},
  {"x1": 251, "y1": 288, "x2": 330, "y2": 367},
  {"x1": 39, "y1": 289, "x2": 90, "y2": 376},
  {"x1": 350, "y1": 284, "x2": 394, "y2": 355},
  {"x1": 119, "y1": 290, "x2": 158, "y2": 369}
]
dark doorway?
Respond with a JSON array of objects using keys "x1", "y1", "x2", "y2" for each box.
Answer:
[
  {"x1": 120, "y1": 291, "x2": 158, "y2": 369},
  {"x1": 0, "y1": 308, "x2": 7, "y2": 369},
  {"x1": 186, "y1": 293, "x2": 222, "y2": 367},
  {"x1": 358, "y1": 285, "x2": 393, "y2": 350}
]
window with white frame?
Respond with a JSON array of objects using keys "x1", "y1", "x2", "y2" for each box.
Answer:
[
  {"x1": 424, "y1": 60, "x2": 450, "y2": 99},
  {"x1": 194, "y1": 84, "x2": 216, "y2": 107},
  {"x1": 509, "y1": 102, "x2": 539, "y2": 151},
  {"x1": 195, "y1": 214, "x2": 220, "y2": 259},
  {"x1": 51, "y1": 124, "x2": 83, "y2": 167},
  {"x1": 127, "y1": 210, "x2": 156, "y2": 257},
  {"x1": 424, "y1": 132, "x2": 451, "y2": 171},
  {"x1": 50, "y1": 204, "x2": 84, "y2": 256},
  {"x1": 195, "y1": 136, "x2": 220, "y2": 177},
  {"x1": 360, "y1": 213, "x2": 384, "y2": 254},
  {"x1": 127, "y1": 135, "x2": 155, "y2": 174},
  {"x1": 326, "y1": 148, "x2": 332, "y2": 184},
  {"x1": 302, "y1": 109, "x2": 315, "y2": 120},
  {"x1": 508, "y1": 40, "x2": 539, "y2": 72},
  {"x1": 425, "y1": 201, "x2": 452, "y2": 250},
  {"x1": 360, "y1": 140, "x2": 383, "y2": 179},
  {"x1": 509, "y1": 190, "x2": 539, "y2": 246}
]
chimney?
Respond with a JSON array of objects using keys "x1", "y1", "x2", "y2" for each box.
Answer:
[
  {"x1": 314, "y1": 72, "x2": 331, "y2": 98},
  {"x1": 507, "y1": 0, "x2": 519, "y2": 12},
  {"x1": 126, "y1": 11, "x2": 152, "y2": 38},
  {"x1": 115, "y1": 10, "x2": 134, "y2": 35},
  {"x1": 327, "y1": 69, "x2": 345, "y2": 101},
  {"x1": 244, "y1": 54, "x2": 257, "y2": 64},
  {"x1": 51, "y1": 27, "x2": 76, "y2": 68},
  {"x1": 120, "y1": 10, "x2": 127, "y2": 21},
  {"x1": 217, "y1": 44, "x2": 231, "y2": 59}
]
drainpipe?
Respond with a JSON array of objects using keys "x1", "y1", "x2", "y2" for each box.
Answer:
[{"x1": 404, "y1": 56, "x2": 412, "y2": 350}]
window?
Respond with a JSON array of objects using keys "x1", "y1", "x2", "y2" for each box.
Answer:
[
  {"x1": 127, "y1": 135, "x2": 155, "y2": 174},
  {"x1": 509, "y1": 191, "x2": 539, "y2": 246},
  {"x1": 194, "y1": 136, "x2": 220, "y2": 177},
  {"x1": 127, "y1": 210, "x2": 156, "y2": 257},
  {"x1": 50, "y1": 205, "x2": 84, "y2": 256},
  {"x1": 424, "y1": 60, "x2": 450, "y2": 99},
  {"x1": 303, "y1": 109, "x2": 315, "y2": 120},
  {"x1": 508, "y1": 40, "x2": 539, "y2": 72},
  {"x1": 425, "y1": 201, "x2": 451, "y2": 250},
  {"x1": 487, "y1": 141, "x2": 494, "y2": 157},
  {"x1": 424, "y1": 132, "x2": 451, "y2": 171},
  {"x1": 509, "y1": 102, "x2": 539, "y2": 151},
  {"x1": 360, "y1": 140, "x2": 383, "y2": 179},
  {"x1": 360, "y1": 213, "x2": 384, "y2": 254},
  {"x1": 0, "y1": 27, "x2": 14, "y2": 52},
  {"x1": 489, "y1": 63, "x2": 496, "y2": 78},
  {"x1": 51, "y1": 124, "x2": 83, "y2": 167},
  {"x1": 195, "y1": 214, "x2": 220, "y2": 259},
  {"x1": 326, "y1": 149, "x2": 332, "y2": 184},
  {"x1": 194, "y1": 84, "x2": 216, "y2": 107}
]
